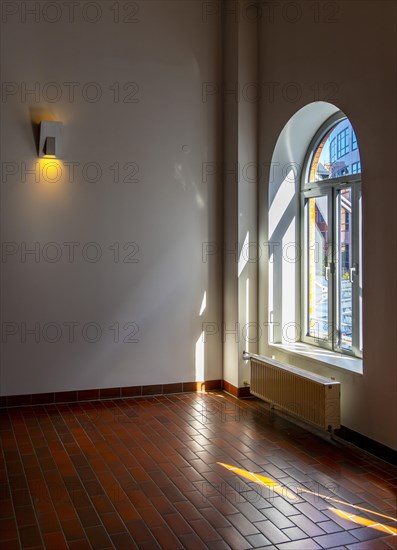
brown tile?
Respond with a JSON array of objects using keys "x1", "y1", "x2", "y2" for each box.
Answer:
[
  {"x1": 19, "y1": 524, "x2": 43, "y2": 547},
  {"x1": 90, "y1": 495, "x2": 115, "y2": 515},
  {"x1": 121, "y1": 386, "x2": 142, "y2": 397},
  {"x1": 114, "y1": 501, "x2": 140, "y2": 523},
  {"x1": 237, "y1": 386, "x2": 252, "y2": 398},
  {"x1": 0, "y1": 517, "x2": 18, "y2": 541},
  {"x1": 142, "y1": 384, "x2": 163, "y2": 396},
  {"x1": 76, "y1": 506, "x2": 101, "y2": 528},
  {"x1": 200, "y1": 508, "x2": 231, "y2": 529},
  {"x1": 37, "y1": 512, "x2": 61, "y2": 534},
  {"x1": 182, "y1": 382, "x2": 198, "y2": 392},
  {"x1": 150, "y1": 525, "x2": 185, "y2": 549},
  {"x1": 77, "y1": 389, "x2": 100, "y2": 401},
  {"x1": 277, "y1": 540, "x2": 321, "y2": 549},
  {"x1": 55, "y1": 391, "x2": 78, "y2": 403},
  {"x1": 31, "y1": 393, "x2": 54, "y2": 405},
  {"x1": 190, "y1": 518, "x2": 222, "y2": 543},
  {"x1": 204, "y1": 380, "x2": 223, "y2": 391},
  {"x1": 125, "y1": 519, "x2": 158, "y2": 544},
  {"x1": 111, "y1": 532, "x2": 136, "y2": 548},
  {"x1": 347, "y1": 541, "x2": 390, "y2": 549},
  {"x1": 101, "y1": 513, "x2": 126, "y2": 535},
  {"x1": 227, "y1": 512, "x2": 260, "y2": 536},
  {"x1": 138, "y1": 506, "x2": 165, "y2": 528},
  {"x1": 0, "y1": 540, "x2": 20, "y2": 550},
  {"x1": 254, "y1": 520, "x2": 290, "y2": 544},
  {"x1": 84, "y1": 525, "x2": 113, "y2": 549},
  {"x1": 7, "y1": 395, "x2": 32, "y2": 407},
  {"x1": 174, "y1": 500, "x2": 203, "y2": 522},
  {"x1": 60, "y1": 518, "x2": 85, "y2": 541},
  {"x1": 99, "y1": 388, "x2": 121, "y2": 399},
  {"x1": 313, "y1": 531, "x2": 359, "y2": 547},
  {"x1": 290, "y1": 514, "x2": 325, "y2": 537},
  {"x1": 15, "y1": 506, "x2": 36, "y2": 527},
  {"x1": 216, "y1": 526, "x2": 252, "y2": 549},
  {"x1": 43, "y1": 532, "x2": 68, "y2": 549},
  {"x1": 11, "y1": 489, "x2": 31, "y2": 507},
  {"x1": 161, "y1": 513, "x2": 192, "y2": 536},
  {"x1": 67, "y1": 540, "x2": 92, "y2": 549},
  {"x1": 163, "y1": 383, "x2": 183, "y2": 394},
  {"x1": 282, "y1": 526, "x2": 308, "y2": 540},
  {"x1": 222, "y1": 381, "x2": 239, "y2": 397}
]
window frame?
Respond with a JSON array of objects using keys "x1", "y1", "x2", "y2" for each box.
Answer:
[
  {"x1": 300, "y1": 113, "x2": 362, "y2": 359},
  {"x1": 337, "y1": 126, "x2": 350, "y2": 159}
]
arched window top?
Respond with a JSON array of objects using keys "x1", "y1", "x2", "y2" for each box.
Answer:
[{"x1": 307, "y1": 117, "x2": 361, "y2": 184}]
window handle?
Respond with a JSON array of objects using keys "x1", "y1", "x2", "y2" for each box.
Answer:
[
  {"x1": 350, "y1": 264, "x2": 358, "y2": 283},
  {"x1": 325, "y1": 262, "x2": 334, "y2": 281}
]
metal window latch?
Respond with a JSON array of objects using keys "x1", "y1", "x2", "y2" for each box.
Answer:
[
  {"x1": 350, "y1": 263, "x2": 358, "y2": 283},
  {"x1": 325, "y1": 262, "x2": 335, "y2": 281}
]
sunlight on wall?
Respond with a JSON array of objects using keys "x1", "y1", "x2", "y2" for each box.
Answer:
[
  {"x1": 282, "y1": 218, "x2": 296, "y2": 342},
  {"x1": 238, "y1": 231, "x2": 249, "y2": 277},
  {"x1": 195, "y1": 332, "x2": 205, "y2": 382},
  {"x1": 268, "y1": 169, "x2": 295, "y2": 240},
  {"x1": 245, "y1": 278, "x2": 250, "y2": 352},
  {"x1": 268, "y1": 251, "x2": 274, "y2": 342},
  {"x1": 199, "y1": 291, "x2": 207, "y2": 316}
]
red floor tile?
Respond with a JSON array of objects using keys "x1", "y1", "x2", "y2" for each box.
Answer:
[{"x1": 0, "y1": 391, "x2": 396, "y2": 549}]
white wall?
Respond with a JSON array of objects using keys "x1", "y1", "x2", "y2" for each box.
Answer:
[
  {"x1": 1, "y1": 0, "x2": 396, "y2": 453},
  {"x1": 0, "y1": 1, "x2": 222, "y2": 393},
  {"x1": 258, "y1": 0, "x2": 397, "y2": 450}
]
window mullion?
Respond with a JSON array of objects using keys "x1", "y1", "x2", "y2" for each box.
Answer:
[{"x1": 331, "y1": 188, "x2": 337, "y2": 351}]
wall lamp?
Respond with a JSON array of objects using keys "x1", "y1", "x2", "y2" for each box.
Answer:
[{"x1": 39, "y1": 121, "x2": 62, "y2": 158}]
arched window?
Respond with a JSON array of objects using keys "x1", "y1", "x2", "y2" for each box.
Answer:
[{"x1": 301, "y1": 114, "x2": 362, "y2": 357}]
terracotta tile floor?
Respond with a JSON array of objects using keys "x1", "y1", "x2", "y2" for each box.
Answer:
[{"x1": 0, "y1": 391, "x2": 396, "y2": 549}]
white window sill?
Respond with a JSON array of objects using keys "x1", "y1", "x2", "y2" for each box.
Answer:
[{"x1": 268, "y1": 342, "x2": 363, "y2": 375}]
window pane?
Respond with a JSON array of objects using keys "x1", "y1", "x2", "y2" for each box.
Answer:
[
  {"x1": 338, "y1": 188, "x2": 353, "y2": 351},
  {"x1": 307, "y1": 195, "x2": 329, "y2": 341},
  {"x1": 352, "y1": 130, "x2": 358, "y2": 151},
  {"x1": 309, "y1": 119, "x2": 361, "y2": 182}
]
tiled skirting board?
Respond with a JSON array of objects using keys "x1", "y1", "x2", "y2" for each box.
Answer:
[{"x1": 0, "y1": 380, "x2": 225, "y2": 408}]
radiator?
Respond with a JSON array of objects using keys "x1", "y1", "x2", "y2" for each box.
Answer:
[{"x1": 247, "y1": 353, "x2": 340, "y2": 431}]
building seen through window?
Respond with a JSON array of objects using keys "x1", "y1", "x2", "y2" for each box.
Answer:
[{"x1": 303, "y1": 116, "x2": 362, "y2": 357}]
